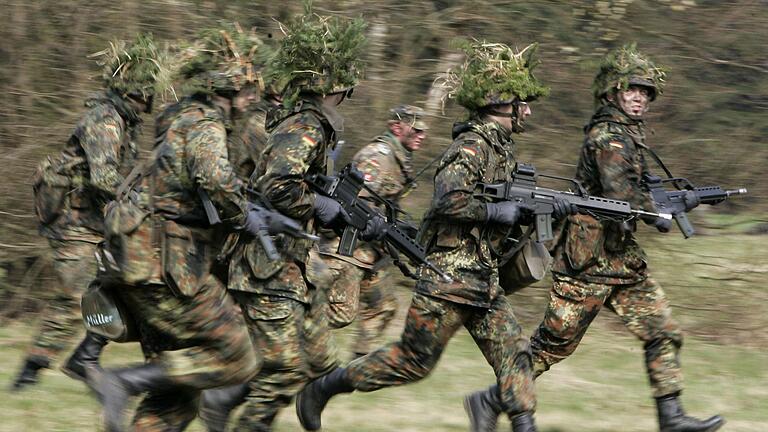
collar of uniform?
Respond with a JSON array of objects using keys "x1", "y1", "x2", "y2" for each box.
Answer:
[
  {"x1": 588, "y1": 104, "x2": 644, "y2": 129},
  {"x1": 86, "y1": 89, "x2": 142, "y2": 127},
  {"x1": 470, "y1": 117, "x2": 514, "y2": 152},
  {"x1": 379, "y1": 131, "x2": 412, "y2": 173}
]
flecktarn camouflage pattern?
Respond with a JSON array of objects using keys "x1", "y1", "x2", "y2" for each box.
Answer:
[
  {"x1": 267, "y1": 1, "x2": 366, "y2": 107},
  {"x1": 437, "y1": 40, "x2": 549, "y2": 111}
]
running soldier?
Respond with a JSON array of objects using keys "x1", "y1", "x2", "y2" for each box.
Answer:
[
  {"x1": 296, "y1": 41, "x2": 568, "y2": 432},
  {"x1": 11, "y1": 34, "x2": 166, "y2": 391},
  {"x1": 463, "y1": 43, "x2": 725, "y2": 432},
  {"x1": 321, "y1": 105, "x2": 428, "y2": 358}
]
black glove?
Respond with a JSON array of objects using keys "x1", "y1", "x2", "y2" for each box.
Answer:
[
  {"x1": 242, "y1": 205, "x2": 268, "y2": 237},
  {"x1": 552, "y1": 198, "x2": 579, "y2": 220},
  {"x1": 683, "y1": 190, "x2": 700, "y2": 211},
  {"x1": 361, "y1": 215, "x2": 388, "y2": 241},
  {"x1": 486, "y1": 202, "x2": 527, "y2": 226},
  {"x1": 313, "y1": 195, "x2": 351, "y2": 228}
]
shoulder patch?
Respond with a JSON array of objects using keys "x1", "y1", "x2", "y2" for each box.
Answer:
[
  {"x1": 609, "y1": 141, "x2": 625, "y2": 149},
  {"x1": 302, "y1": 135, "x2": 318, "y2": 147},
  {"x1": 377, "y1": 143, "x2": 391, "y2": 155},
  {"x1": 461, "y1": 145, "x2": 478, "y2": 157}
]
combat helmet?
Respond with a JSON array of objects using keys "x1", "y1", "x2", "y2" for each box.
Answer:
[
  {"x1": 439, "y1": 40, "x2": 549, "y2": 112},
  {"x1": 389, "y1": 105, "x2": 428, "y2": 130},
  {"x1": 267, "y1": 2, "x2": 366, "y2": 108},
  {"x1": 179, "y1": 23, "x2": 274, "y2": 97},
  {"x1": 593, "y1": 43, "x2": 667, "y2": 104},
  {"x1": 91, "y1": 33, "x2": 171, "y2": 101}
]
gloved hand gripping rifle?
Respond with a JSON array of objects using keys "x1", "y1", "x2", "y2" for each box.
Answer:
[
  {"x1": 474, "y1": 163, "x2": 670, "y2": 243},
  {"x1": 306, "y1": 164, "x2": 452, "y2": 282},
  {"x1": 642, "y1": 174, "x2": 747, "y2": 238}
]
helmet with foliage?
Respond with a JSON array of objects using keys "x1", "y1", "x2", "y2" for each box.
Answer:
[
  {"x1": 268, "y1": 1, "x2": 366, "y2": 108},
  {"x1": 179, "y1": 23, "x2": 274, "y2": 97},
  {"x1": 91, "y1": 33, "x2": 171, "y2": 100},
  {"x1": 439, "y1": 40, "x2": 549, "y2": 111},
  {"x1": 389, "y1": 105, "x2": 428, "y2": 130},
  {"x1": 593, "y1": 43, "x2": 667, "y2": 103}
]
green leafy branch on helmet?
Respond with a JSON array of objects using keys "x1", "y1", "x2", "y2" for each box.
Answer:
[
  {"x1": 268, "y1": 0, "x2": 367, "y2": 108},
  {"x1": 592, "y1": 42, "x2": 667, "y2": 104},
  {"x1": 89, "y1": 32, "x2": 172, "y2": 100},
  {"x1": 178, "y1": 22, "x2": 274, "y2": 97},
  {"x1": 436, "y1": 39, "x2": 549, "y2": 112}
]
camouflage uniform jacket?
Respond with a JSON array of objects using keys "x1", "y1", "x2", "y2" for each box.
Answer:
[
  {"x1": 227, "y1": 101, "x2": 271, "y2": 181},
  {"x1": 415, "y1": 119, "x2": 519, "y2": 308},
  {"x1": 227, "y1": 98, "x2": 337, "y2": 302},
  {"x1": 152, "y1": 97, "x2": 248, "y2": 226},
  {"x1": 319, "y1": 131, "x2": 413, "y2": 266},
  {"x1": 40, "y1": 90, "x2": 140, "y2": 241},
  {"x1": 551, "y1": 104, "x2": 658, "y2": 285}
]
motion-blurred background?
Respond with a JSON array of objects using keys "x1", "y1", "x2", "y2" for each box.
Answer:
[{"x1": 1, "y1": 1, "x2": 766, "y2": 431}]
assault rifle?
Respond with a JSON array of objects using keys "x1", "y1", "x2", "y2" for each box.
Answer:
[
  {"x1": 236, "y1": 188, "x2": 319, "y2": 261},
  {"x1": 474, "y1": 163, "x2": 670, "y2": 243},
  {"x1": 306, "y1": 164, "x2": 452, "y2": 282},
  {"x1": 642, "y1": 174, "x2": 747, "y2": 238}
]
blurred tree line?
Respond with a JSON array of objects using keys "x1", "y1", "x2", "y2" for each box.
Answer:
[{"x1": 0, "y1": 0, "x2": 766, "y2": 317}]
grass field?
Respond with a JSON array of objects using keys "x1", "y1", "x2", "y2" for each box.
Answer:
[{"x1": 2, "y1": 221, "x2": 767, "y2": 431}]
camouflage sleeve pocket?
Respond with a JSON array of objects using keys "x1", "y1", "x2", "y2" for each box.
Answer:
[
  {"x1": 243, "y1": 239, "x2": 285, "y2": 280},
  {"x1": 564, "y1": 214, "x2": 604, "y2": 271},
  {"x1": 162, "y1": 221, "x2": 209, "y2": 297},
  {"x1": 242, "y1": 296, "x2": 295, "y2": 321}
]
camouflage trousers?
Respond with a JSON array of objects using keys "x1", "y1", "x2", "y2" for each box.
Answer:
[
  {"x1": 530, "y1": 274, "x2": 683, "y2": 398},
  {"x1": 345, "y1": 292, "x2": 536, "y2": 416},
  {"x1": 27, "y1": 239, "x2": 98, "y2": 362},
  {"x1": 118, "y1": 275, "x2": 260, "y2": 430},
  {"x1": 232, "y1": 288, "x2": 338, "y2": 430},
  {"x1": 324, "y1": 257, "x2": 398, "y2": 357}
]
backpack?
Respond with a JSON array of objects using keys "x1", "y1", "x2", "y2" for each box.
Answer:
[
  {"x1": 97, "y1": 152, "x2": 163, "y2": 286},
  {"x1": 31, "y1": 155, "x2": 84, "y2": 225}
]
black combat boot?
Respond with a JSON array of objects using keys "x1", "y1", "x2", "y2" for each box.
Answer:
[
  {"x1": 511, "y1": 412, "x2": 538, "y2": 432},
  {"x1": 199, "y1": 383, "x2": 250, "y2": 432},
  {"x1": 656, "y1": 393, "x2": 725, "y2": 432},
  {"x1": 10, "y1": 355, "x2": 49, "y2": 391},
  {"x1": 464, "y1": 384, "x2": 503, "y2": 432},
  {"x1": 295, "y1": 368, "x2": 355, "y2": 431},
  {"x1": 61, "y1": 332, "x2": 109, "y2": 382},
  {"x1": 86, "y1": 363, "x2": 174, "y2": 432}
]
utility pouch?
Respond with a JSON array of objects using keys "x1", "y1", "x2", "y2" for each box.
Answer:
[
  {"x1": 564, "y1": 214, "x2": 604, "y2": 271},
  {"x1": 499, "y1": 238, "x2": 552, "y2": 294},
  {"x1": 161, "y1": 220, "x2": 210, "y2": 297}
]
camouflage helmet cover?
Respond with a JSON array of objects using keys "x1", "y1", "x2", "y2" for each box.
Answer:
[
  {"x1": 91, "y1": 32, "x2": 171, "y2": 100},
  {"x1": 389, "y1": 105, "x2": 428, "y2": 130},
  {"x1": 593, "y1": 42, "x2": 667, "y2": 103},
  {"x1": 179, "y1": 23, "x2": 273, "y2": 97},
  {"x1": 268, "y1": 2, "x2": 366, "y2": 107},
  {"x1": 438, "y1": 40, "x2": 549, "y2": 111}
]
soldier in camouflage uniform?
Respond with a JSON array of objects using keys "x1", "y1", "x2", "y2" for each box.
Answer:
[
  {"x1": 321, "y1": 105, "x2": 428, "y2": 358},
  {"x1": 85, "y1": 26, "x2": 272, "y2": 432},
  {"x1": 222, "y1": 8, "x2": 368, "y2": 432},
  {"x1": 296, "y1": 41, "x2": 570, "y2": 432},
  {"x1": 11, "y1": 34, "x2": 165, "y2": 391},
  {"x1": 464, "y1": 44, "x2": 725, "y2": 432}
]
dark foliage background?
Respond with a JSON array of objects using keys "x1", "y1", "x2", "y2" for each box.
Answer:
[{"x1": 1, "y1": 0, "x2": 766, "y2": 319}]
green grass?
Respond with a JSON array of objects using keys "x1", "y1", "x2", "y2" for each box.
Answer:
[{"x1": 2, "y1": 220, "x2": 767, "y2": 431}]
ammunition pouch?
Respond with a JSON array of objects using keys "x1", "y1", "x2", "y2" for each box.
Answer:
[
  {"x1": 499, "y1": 238, "x2": 552, "y2": 294},
  {"x1": 32, "y1": 156, "x2": 81, "y2": 225}
]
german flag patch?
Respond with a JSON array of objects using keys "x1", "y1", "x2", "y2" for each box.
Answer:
[
  {"x1": 609, "y1": 141, "x2": 624, "y2": 149},
  {"x1": 301, "y1": 135, "x2": 317, "y2": 147},
  {"x1": 461, "y1": 146, "x2": 478, "y2": 157}
]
